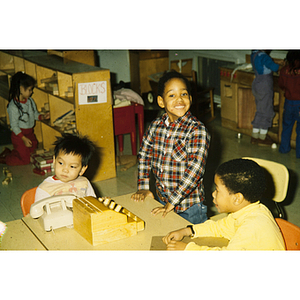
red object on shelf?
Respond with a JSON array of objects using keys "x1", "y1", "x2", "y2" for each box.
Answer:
[{"x1": 113, "y1": 103, "x2": 144, "y2": 155}]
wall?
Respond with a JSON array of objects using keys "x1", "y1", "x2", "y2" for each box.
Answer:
[
  {"x1": 96, "y1": 49, "x2": 288, "y2": 94},
  {"x1": 169, "y1": 49, "x2": 287, "y2": 65},
  {"x1": 97, "y1": 50, "x2": 131, "y2": 86}
]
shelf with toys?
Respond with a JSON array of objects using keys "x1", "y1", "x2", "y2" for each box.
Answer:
[{"x1": 0, "y1": 50, "x2": 116, "y2": 182}]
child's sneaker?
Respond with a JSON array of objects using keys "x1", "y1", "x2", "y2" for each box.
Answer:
[
  {"x1": 251, "y1": 137, "x2": 258, "y2": 145},
  {"x1": 257, "y1": 135, "x2": 274, "y2": 146}
]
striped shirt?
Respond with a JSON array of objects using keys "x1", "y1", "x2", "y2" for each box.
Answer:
[{"x1": 137, "y1": 111, "x2": 210, "y2": 213}]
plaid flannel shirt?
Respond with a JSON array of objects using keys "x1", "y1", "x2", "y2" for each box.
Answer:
[{"x1": 137, "y1": 111, "x2": 210, "y2": 213}]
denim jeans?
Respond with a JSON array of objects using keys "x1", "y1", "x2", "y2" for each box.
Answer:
[
  {"x1": 279, "y1": 99, "x2": 300, "y2": 158},
  {"x1": 156, "y1": 190, "x2": 207, "y2": 224}
]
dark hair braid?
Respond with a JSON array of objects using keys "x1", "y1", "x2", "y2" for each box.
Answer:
[{"x1": 8, "y1": 72, "x2": 36, "y2": 121}]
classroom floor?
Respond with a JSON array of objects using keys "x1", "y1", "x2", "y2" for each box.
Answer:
[{"x1": 1, "y1": 108, "x2": 300, "y2": 227}]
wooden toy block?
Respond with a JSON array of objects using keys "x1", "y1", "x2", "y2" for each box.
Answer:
[
  {"x1": 98, "y1": 196, "x2": 144, "y2": 231},
  {"x1": 2, "y1": 168, "x2": 12, "y2": 185},
  {"x1": 73, "y1": 196, "x2": 145, "y2": 246}
]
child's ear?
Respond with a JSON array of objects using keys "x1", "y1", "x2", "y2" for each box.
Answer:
[
  {"x1": 233, "y1": 193, "x2": 244, "y2": 206},
  {"x1": 157, "y1": 96, "x2": 165, "y2": 108},
  {"x1": 79, "y1": 165, "x2": 88, "y2": 176}
]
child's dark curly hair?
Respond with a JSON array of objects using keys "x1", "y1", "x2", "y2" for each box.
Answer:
[
  {"x1": 215, "y1": 158, "x2": 266, "y2": 203},
  {"x1": 157, "y1": 71, "x2": 192, "y2": 97}
]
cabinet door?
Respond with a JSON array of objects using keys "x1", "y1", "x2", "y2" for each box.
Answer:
[
  {"x1": 237, "y1": 87, "x2": 256, "y2": 129},
  {"x1": 139, "y1": 57, "x2": 169, "y2": 94},
  {"x1": 73, "y1": 71, "x2": 116, "y2": 182},
  {"x1": 220, "y1": 80, "x2": 237, "y2": 123}
]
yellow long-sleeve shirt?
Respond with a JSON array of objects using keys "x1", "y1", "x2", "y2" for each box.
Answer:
[{"x1": 185, "y1": 202, "x2": 285, "y2": 250}]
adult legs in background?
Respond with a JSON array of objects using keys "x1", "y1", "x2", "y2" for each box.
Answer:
[
  {"x1": 251, "y1": 75, "x2": 275, "y2": 131},
  {"x1": 279, "y1": 101, "x2": 295, "y2": 154},
  {"x1": 279, "y1": 100, "x2": 300, "y2": 158}
]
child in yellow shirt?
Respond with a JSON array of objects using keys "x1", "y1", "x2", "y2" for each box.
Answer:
[{"x1": 162, "y1": 158, "x2": 285, "y2": 250}]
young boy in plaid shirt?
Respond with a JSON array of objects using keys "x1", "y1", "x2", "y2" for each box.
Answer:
[{"x1": 131, "y1": 71, "x2": 210, "y2": 224}]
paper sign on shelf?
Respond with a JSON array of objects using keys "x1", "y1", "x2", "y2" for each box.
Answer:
[{"x1": 78, "y1": 81, "x2": 107, "y2": 105}]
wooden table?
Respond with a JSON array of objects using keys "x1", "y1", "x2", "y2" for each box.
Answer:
[
  {"x1": 22, "y1": 193, "x2": 191, "y2": 250},
  {"x1": 22, "y1": 193, "x2": 228, "y2": 250},
  {"x1": 3, "y1": 194, "x2": 228, "y2": 250},
  {"x1": 0, "y1": 219, "x2": 46, "y2": 250}
]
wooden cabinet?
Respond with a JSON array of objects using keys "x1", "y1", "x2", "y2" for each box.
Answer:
[
  {"x1": 220, "y1": 66, "x2": 282, "y2": 143},
  {"x1": 47, "y1": 50, "x2": 97, "y2": 66},
  {"x1": 0, "y1": 50, "x2": 116, "y2": 182},
  {"x1": 129, "y1": 50, "x2": 169, "y2": 95}
]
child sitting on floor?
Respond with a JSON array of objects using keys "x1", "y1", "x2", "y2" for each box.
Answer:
[
  {"x1": 35, "y1": 133, "x2": 96, "y2": 202},
  {"x1": 162, "y1": 158, "x2": 285, "y2": 250}
]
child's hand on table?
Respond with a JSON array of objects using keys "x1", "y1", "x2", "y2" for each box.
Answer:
[
  {"x1": 164, "y1": 240, "x2": 187, "y2": 250},
  {"x1": 131, "y1": 189, "x2": 154, "y2": 202},
  {"x1": 151, "y1": 202, "x2": 174, "y2": 218},
  {"x1": 162, "y1": 227, "x2": 192, "y2": 250}
]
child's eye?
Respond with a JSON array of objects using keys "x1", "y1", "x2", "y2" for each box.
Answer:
[{"x1": 71, "y1": 165, "x2": 77, "y2": 169}]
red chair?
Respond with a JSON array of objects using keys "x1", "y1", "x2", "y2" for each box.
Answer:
[
  {"x1": 20, "y1": 187, "x2": 37, "y2": 217},
  {"x1": 275, "y1": 218, "x2": 300, "y2": 250},
  {"x1": 113, "y1": 103, "x2": 144, "y2": 155}
]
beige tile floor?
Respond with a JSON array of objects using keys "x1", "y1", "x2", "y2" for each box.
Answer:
[{"x1": 1, "y1": 108, "x2": 300, "y2": 227}]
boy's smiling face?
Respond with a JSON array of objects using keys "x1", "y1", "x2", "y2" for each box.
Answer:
[
  {"x1": 157, "y1": 78, "x2": 192, "y2": 123},
  {"x1": 53, "y1": 150, "x2": 87, "y2": 183}
]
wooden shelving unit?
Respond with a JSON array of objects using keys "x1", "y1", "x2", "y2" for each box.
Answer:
[
  {"x1": 0, "y1": 50, "x2": 116, "y2": 182},
  {"x1": 219, "y1": 65, "x2": 283, "y2": 144}
]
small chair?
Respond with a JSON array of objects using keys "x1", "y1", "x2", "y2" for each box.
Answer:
[
  {"x1": 243, "y1": 157, "x2": 289, "y2": 218},
  {"x1": 275, "y1": 218, "x2": 300, "y2": 250},
  {"x1": 20, "y1": 187, "x2": 37, "y2": 217}
]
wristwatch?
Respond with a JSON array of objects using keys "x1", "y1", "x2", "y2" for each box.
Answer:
[{"x1": 187, "y1": 225, "x2": 195, "y2": 237}]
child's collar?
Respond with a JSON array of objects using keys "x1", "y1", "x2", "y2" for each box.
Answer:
[
  {"x1": 163, "y1": 111, "x2": 191, "y2": 126},
  {"x1": 15, "y1": 97, "x2": 28, "y2": 104}
]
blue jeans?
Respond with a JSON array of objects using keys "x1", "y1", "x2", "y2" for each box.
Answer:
[
  {"x1": 279, "y1": 99, "x2": 300, "y2": 158},
  {"x1": 156, "y1": 190, "x2": 207, "y2": 224}
]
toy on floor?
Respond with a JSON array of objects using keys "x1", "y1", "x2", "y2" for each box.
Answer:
[
  {"x1": 116, "y1": 155, "x2": 137, "y2": 171},
  {"x1": 2, "y1": 167, "x2": 12, "y2": 185},
  {"x1": 30, "y1": 149, "x2": 54, "y2": 175}
]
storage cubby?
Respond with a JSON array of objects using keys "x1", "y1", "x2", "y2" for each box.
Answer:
[{"x1": 0, "y1": 50, "x2": 116, "y2": 182}]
